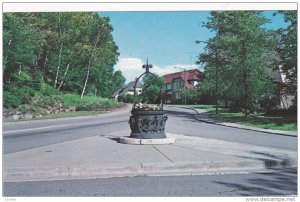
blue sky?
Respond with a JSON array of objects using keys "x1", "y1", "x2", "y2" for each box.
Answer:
[{"x1": 99, "y1": 11, "x2": 288, "y2": 83}]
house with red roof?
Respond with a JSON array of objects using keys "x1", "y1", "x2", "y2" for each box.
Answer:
[{"x1": 162, "y1": 69, "x2": 202, "y2": 104}]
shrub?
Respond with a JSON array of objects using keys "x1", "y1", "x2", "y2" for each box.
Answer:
[
  {"x1": 118, "y1": 94, "x2": 142, "y2": 103},
  {"x1": 77, "y1": 103, "x2": 94, "y2": 111},
  {"x1": 59, "y1": 94, "x2": 80, "y2": 107},
  {"x1": 32, "y1": 96, "x2": 61, "y2": 108},
  {"x1": 41, "y1": 84, "x2": 61, "y2": 96},
  {"x1": 118, "y1": 94, "x2": 134, "y2": 103},
  {"x1": 17, "y1": 87, "x2": 35, "y2": 103},
  {"x1": 17, "y1": 104, "x2": 32, "y2": 114},
  {"x1": 99, "y1": 99, "x2": 119, "y2": 108},
  {"x1": 3, "y1": 91, "x2": 22, "y2": 108}
]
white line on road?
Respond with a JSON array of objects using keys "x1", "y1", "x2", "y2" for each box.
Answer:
[{"x1": 3, "y1": 124, "x2": 69, "y2": 134}]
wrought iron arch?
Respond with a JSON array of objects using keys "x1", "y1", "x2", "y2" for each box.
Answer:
[{"x1": 132, "y1": 59, "x2": 164, "y2": 109}]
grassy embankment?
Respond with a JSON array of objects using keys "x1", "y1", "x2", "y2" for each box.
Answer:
[
  {"x1": 39, "y1": 94, "x2": 121, "y2": 119},
  {"x1": 192, "y1": 105, "x2": 297, "y2": 132},
  {"x1": 37, "y1": 111, "x2": 101, "y2": 120},
  {"x1": 14, "y1": 92, "x2": 122, "y2": 120}
]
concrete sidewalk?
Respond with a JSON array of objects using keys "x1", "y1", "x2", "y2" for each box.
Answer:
[
  {"x1": 3, "y1": 130, "x2": 297, "y2": 182},
  {"x1": 175, "y1": 106, "x2": 297, "y2": 137}
]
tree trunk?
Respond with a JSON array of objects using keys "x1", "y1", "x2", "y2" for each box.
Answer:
[
  {"x1": 57, "y1": 63, "x2": 70, "y2": 91},
  {"x1": 54, "y1": 43, "x2": 63, "y2": 88},
  {"x1": 54, "y1": 13, "x2": 66, "y2": 89},
  {"x1": 18, "y1": 65, "x2": 22, "y2": 75},
  {"x1": 80, "y1": 27, "x2": 103, "y2": 98},
  {"x1": 3, "y1": 38, "x2": 13, "y2": 74},
  {"x1": 80, "y1": 59, "x2": 91, "y2": 98},
  {"x1": 42, "y1": 51, "x2": 49, "y2": 81}
]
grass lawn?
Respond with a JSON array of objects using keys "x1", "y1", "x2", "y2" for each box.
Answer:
[
  {"x1": 35, "y1": 111, "x2": 103, "y2": 120},
  {"x1": 193, "y1": 105, "x2": 297, "y2": 132}
]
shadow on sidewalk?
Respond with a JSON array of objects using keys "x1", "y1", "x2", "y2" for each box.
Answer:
[{"x1": 234, "y1": 151, "x2": 296, "y2": 169}]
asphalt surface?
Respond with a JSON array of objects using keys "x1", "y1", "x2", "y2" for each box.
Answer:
[
  {"x1": 3, "y1": 168, "x2": 297, "y2": 196},
  {"x1": 3, "y1": 105, "x2": 297, "y2": 155},
  {"x1": 2, "y1": 105, "x2": 298, "y2": 197}
]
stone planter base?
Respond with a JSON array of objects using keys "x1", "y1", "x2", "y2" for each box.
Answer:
[
  {"x1": 119, "y1": 137, "x2": 175, "y2": 145},
  {"x1": 129, "y1": 109, "x2": 168, "y2": 139}
]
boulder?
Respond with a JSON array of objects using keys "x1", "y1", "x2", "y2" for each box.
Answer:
[
  {"x1": 69, "y1": 106, "x2": 76, "y2": 112},
  {"x1": 65, "y1": 109, "x2": 70, "y2": 113},
  {"x1": 9, "y1": 109, "x2": 17, "y2": 116},
  {"x1": 25, "y1": 114, "x2": 33, "y2": 120},
  {"x1": 3, "y1": 108, "x2": 11, "y2": 117},
  {"x1": 11, "y1": 115, "x2": 20, "y2": 120}
]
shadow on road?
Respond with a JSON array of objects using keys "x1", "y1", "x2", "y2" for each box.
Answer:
[
  {"x1": 214, "y1": 167, "x2": 297, "y2": 196},
  {"x1": 164, "y1": 109, "x2": 198, "y2": 122}
]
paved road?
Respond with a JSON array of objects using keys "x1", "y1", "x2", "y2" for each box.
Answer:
[
  {"x1": 3, "y1": 105, "x2": 297, "y2": 154},
  {"x1": 3, "y1": 105, "x2": 297, "y2": 197},
  {"x1": 4, "y1": 168, "x2": 297, "y2": 196}
]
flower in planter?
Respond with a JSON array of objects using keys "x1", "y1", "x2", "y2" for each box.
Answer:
[{"x1": 134, "y1": 103, "x2": 161, "y2": 110}]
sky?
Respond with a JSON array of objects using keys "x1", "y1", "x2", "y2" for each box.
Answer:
[{"x1": 99, "y1": 11, "x2": 288, "y2": 84}]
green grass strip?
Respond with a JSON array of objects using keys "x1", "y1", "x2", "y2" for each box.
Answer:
[{"x1": 192, "y1": 105, "x2": 297, "y2": 132}]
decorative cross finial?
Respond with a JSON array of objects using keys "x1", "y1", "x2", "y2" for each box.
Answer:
[{"x1": 142, "y1": 58, "x2": 153, "y2": 74}]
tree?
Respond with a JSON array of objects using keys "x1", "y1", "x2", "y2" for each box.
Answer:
[
  {"x1": 140, "y1": 74, "x2": 164, "y2": 104},
  {"x1": 3, "y1": 12, "x2": 121, "y2": 106},
  {"x1": 111, "y1": 70, "x2": 126, "y2": 95},
  {"x1": 276, "y1": 11, "x2": 297, "y2": 106},
  {"x1": 80, "y1": 15, "x2": 119, "y2": 98},
  {"x1": 3, "y1": 13, "x2": 43, "y2": 88},
  {"x1": 197, "y1": 11, "x2": 276, "y2": 115}
]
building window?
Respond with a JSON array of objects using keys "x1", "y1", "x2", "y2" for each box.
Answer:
[
  {"x1": 175, "y1": 91, "x2": 181, "y2": 99},
  {"x1": 174, "y1": 82, "x2": 179, "y2": 91},
  {"x1": 166, "y1": 84, "x2": 172, "y2": 90}
]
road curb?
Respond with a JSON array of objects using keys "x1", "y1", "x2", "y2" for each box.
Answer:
[
  {"x1": 119, "y1": 137, "x2": 176, "y2": 145},
  {"x1": 174, "y1": 106, "x2": 297, "y2": 137},
  {"x1": 4, "y1": 158, "x2": 296, "y2": 182}
]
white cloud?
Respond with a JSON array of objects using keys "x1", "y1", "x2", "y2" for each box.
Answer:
[{"x1": 115, "y1": 57, "x2": 202, "y2": 84}]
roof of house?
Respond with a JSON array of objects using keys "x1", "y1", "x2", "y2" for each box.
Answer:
[
  {"x1": 126, "y1": 81, "x2": 143, "y2": 91},
  {"x1": 163, "y1": 69, "x2": 202, "y2": 89},
  {"x1": 111, "y1": 81, "x2": 143, "y2": 97}
]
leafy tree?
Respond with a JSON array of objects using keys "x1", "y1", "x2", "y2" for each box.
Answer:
[
  {"x1": 181, "y1": 88, "x2": 198, "y2": 104},
  {"x1": 111, "y1": 70, "x2": 126, "y2": 95},
  {"x1": 197, "y1": 11, "x2": 276, "y2": 115},
  {"x1": 3, "y1": 13, "x2": 43, "y2": 88},
  {"x1": 276, "y1": 11, "x2": 297, "y2": 106},
  {"x1": 3, "y1": 12, "x2": 121, "y2": 107},
  {"x1": 140, "y1": 74, "x2": 164, "y2": 104}
]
